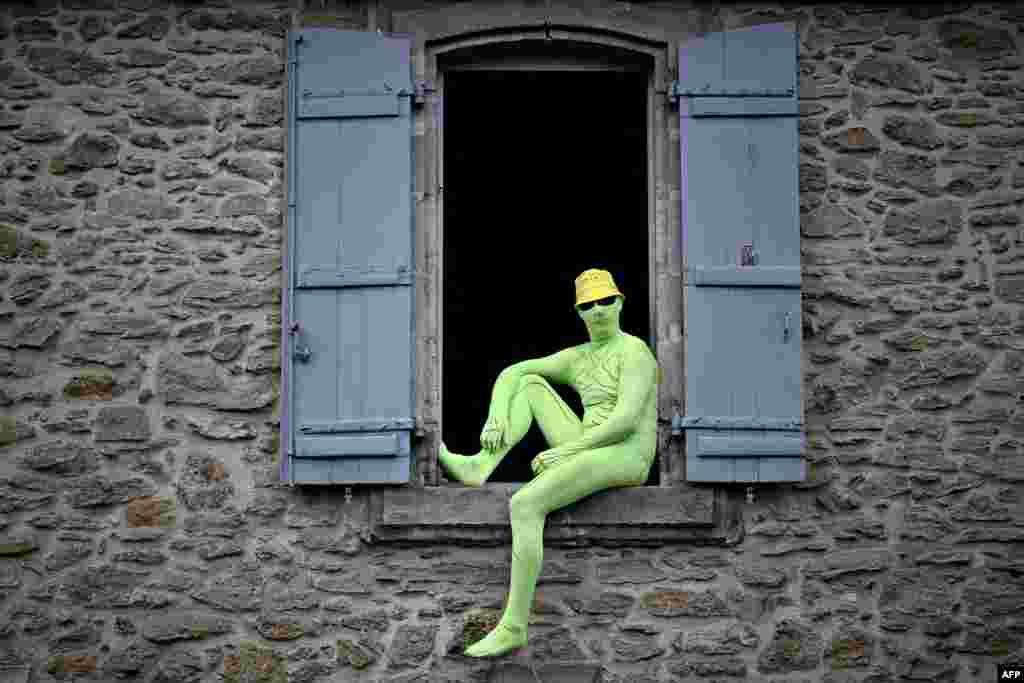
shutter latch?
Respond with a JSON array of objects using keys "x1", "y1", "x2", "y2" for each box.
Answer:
[{"x1": 290, "y1": 322, "x2": 311, "y2": 363}]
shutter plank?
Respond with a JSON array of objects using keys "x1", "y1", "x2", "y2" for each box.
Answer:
[
  {"x1": 285, "y1": 28, "x2": 415, "y2": 485},
  {"x1": 679, "y1": 23, "x2": 804, "y2": 484}
]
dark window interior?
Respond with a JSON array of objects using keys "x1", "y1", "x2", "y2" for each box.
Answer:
[{"x1": 442, "y1": 68, "x2": 655, "y2": 484}]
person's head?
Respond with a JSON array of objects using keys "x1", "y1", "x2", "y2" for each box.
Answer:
[{"x1": 574, "y1": 269, "x2": 625, "y2": 342}]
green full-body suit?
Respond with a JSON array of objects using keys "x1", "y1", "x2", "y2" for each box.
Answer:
[{"x1": 439, "y1": 284, "x2": 659, "y2": 658}]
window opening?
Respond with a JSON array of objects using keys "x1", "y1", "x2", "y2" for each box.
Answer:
[{"x1": 442, "y1": 66, "x2": 655, "y2": 484}]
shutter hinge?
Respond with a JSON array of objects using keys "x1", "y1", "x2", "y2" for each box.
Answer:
[
  {"x1": 399, "y1": 80, "x2": 435, "y2": 106},
  {"x1": 671, "y1": 409, "x2": 683, "y2": 437}
]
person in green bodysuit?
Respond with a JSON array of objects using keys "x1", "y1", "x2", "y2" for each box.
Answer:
[{"x1": 439, "y1": 268, "x2": 660, "y2": 658}]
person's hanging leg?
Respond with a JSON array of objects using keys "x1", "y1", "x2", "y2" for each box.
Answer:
[
  {"x1": 464, "y1": 441, "x2": 651, "y2": 657},
  {"x1": 440, "y1": 374, "x2": 582, "y2": 486}
]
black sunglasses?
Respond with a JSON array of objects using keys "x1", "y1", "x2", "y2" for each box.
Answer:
[{"x1": 577, "y1": 296, "x2": 618, "y2": 311}]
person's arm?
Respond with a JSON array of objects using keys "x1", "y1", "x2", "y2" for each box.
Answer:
[{"x1": 558, "y1": 341, "x2": 657, "y2": 452}]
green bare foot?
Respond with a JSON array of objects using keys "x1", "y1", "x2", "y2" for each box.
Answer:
[
  {"x1": 464, "y1": 622, "x2": 527, "y2": 657},
  {"x1": 439, "y1": 442, "x2": 493, "y2": 487}
]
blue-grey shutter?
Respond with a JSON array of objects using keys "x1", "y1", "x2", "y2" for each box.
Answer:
[
  {"x1": 677, "y1": 23, "x2": 805, "y2": 483},
  {"x1": 281, "y1": 28, "x2": 415, "y2": 485}
]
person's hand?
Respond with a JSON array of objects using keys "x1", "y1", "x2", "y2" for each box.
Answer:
[
  {"x1": 530, "y1": 444, "x2": 581, "y2": 476},
  {"x1": 480, "y1": 414, "x2": 507, "y2": 451}
]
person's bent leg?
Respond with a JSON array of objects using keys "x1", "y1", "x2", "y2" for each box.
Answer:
[
  {"x1": 440, "y1": 374, "x2": 582, "y2": 486},
  {"x1": 464, "y1": 443, "x2": 648, "y2": 656}
]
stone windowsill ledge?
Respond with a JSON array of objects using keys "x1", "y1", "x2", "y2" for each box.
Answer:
[{"x1": 368, "y1": 483, "x2": 727, "y2": 546}]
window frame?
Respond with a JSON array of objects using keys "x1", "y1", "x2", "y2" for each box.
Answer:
[{"x1": 408, "y1": 25, "x2": 684, "y2": 489}]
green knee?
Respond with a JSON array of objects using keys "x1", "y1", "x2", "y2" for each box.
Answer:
[{"x1": 509, "y1": 489, "x2": 546, "y2": 527}]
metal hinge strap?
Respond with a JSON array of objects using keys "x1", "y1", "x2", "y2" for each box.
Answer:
[{"x1": 669, "y1": 81, "x2": 795, "y2": 101}]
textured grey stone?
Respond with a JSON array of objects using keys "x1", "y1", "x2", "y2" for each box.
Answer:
[
  {"x1": 132, "y1": 91, "x2": 210, "y2": 127},
  {"x1": 196, "y1": 539, "x2": 244, "y2": 560},
  {"x1": 94, "y1": 405, "x2": 151, "y2": 442},
  {"x1": 235, "y1": 130, "x2": 283, "y2": 151},
  {"x1": 156, "y1": 350, "x2": 275, "y2": 410},
  {"x1": 937, "y1": 18, "x2": 1016, "y2": 57},
  {"x1": 245, "y1": 93, "x2": 282, "y2": 126},
  {"x1": 185, "y1": 9, "x2": 288, "y2": 36},
  {"x1": 175, "y1": 451, "x2": 234, "y2": 510},
  {"x1": 873, "y1": 150, "x2": 941, "y2": 196},
  {"x1": 190, "y1": 568, "x2": 263, "y2": 611},
  {"x1": 674, "y1": 621, "x2": 759, "y2": 655},
  {"x1": 186, "y1": 415, "x2": 255, "y2": 440},
  {"x1": 161, "y1": 160, "x2": 214, "y2": 181},
  {"x1": 735, "y1": 560, "x2": 789, "y2": 588},
  {"x1": 43, "y1": 542, "x2": 93, "y2": 572},
  {"x1": 881, "y1": 114, "x2": 943, "y2": 150},
  {"x1": 114, "y1": 14, "x2": 170, "y2": 40},
  {"x1": 667, "y1": 657, "x2": 747, "y2": 679},
  {"x1": 832, "y1": 156, "x2": 869, "y2": 181},
  {"x1": 181, "y1": 279, "x2": 278, "y2": 309},
  {"x1": 9, "y1": 271, "x2": 51, "y2": 305},
  {"x1": 63, "y1": 132, "x2": 119, "y2": 170},
  {"x1": 20, "y1": 441, "x2": 99, "y2": 475},
  {"x1": 595, "y1": 558, "x2": 666, "y2": 584},
  {"x1": 800, "y1": 161, "x2": 827, "y2": 194},
  {"x1": 611, "y1": 631, "x2": 663, "y2": 662},
  {"x1": 946, "y1": 168, "x2": 1002, "y2": 197},
  {"x1": 757, "y1": 617, "x2": 825, "y2": 673},
  {"x1": 77, "y1": 313, "x2": 167, "y2": 339},
  {"x1": 962, "y1": 573, "x2": 1024, "y2": 619},
  {"x1": 78, "y1": 14, "x2": 108, "y2": 42},
  {"x1": 219, "y1": 156, "x2": 276, "y2": 183},
  {"x1": 104, "y1": 642, "x2": 161, "y2": 678},
  {"x1": 969, "y1": 212, "x2": 1020, "y2": 229},
  {"x1": 140, "y1": 612, "x2": 233, "y2": 643},
  {"x1": 882, "y1": 198, "x2": 962, "y2": 245},
  {"x1": 802, "y1": 205, "x2": 863, "y2": 239},
  {"x1": 885, "y1": 413, "x2": 947, "y2": 441},
  {"x1": 860, "y1": 268, "x2": 933, "y2": 286},
  {"x1": 205, "y1": 56, "x2": 283, "y2": 87},
  {"x1": 15, "y1": 183, "x2": 76, "y2": 215},
  {"x1": 565, "y1": 592, "x2": 634, "y2": 618},
  {"x1": 803, "y1": 549, "x2": 893, "y2": 581},
  {"x1": 64, "y1": 475, "x2": 156, "y2": 508},
  {"x1": 0, "y1": 316, "x2": 63, "y2": 349},
  {"x1": 25, "y1": 45, "x2": 117, "y2": 87},
  {"x1": 117, "y1": 46, "x2": 173, "y2": 68},
  {"x1": 105, "y1": 188, "x2": 183, "y2": 220},
  {"x1": 341, "y1": 608, "x2": 390, "y2": 634},
  {"x1": 850, "y1": 54, "x2": 929, "y2": 94},
  {"x1": 978, "y1": 130, "x2": 1024, "y2": 148},
  {"x1": 14, "y1": 18, "x2": 57, "y2": 41},
  {"x1": 60, "y1": 563, "x2": 150, "y2": 605},
  {"x1": 129, "y1": 131, "x2": 169, "y2": 150},
  {"x1": 821, "y1": 126, "x2": 881, "y2": 152},
  {"x1": 640, "y1": 589, "x2": 732, "y2": 618},
  {"x1": 194, "y1": 178, "x2": 262, "y2": 197},
  {"x1": 118, "y1": 154, "x2": 155, "y2": 175},
  {"x1": 890, "y1": 348, "x2": 988, "y2": 388},
  {"x1": 295, "y1": 527, "x2": 362, "y2": 556},
  {"x1": 113, "y1": 549, "x2": 168, "y2": 565},
  {"x1": 518, "y1": 625, "x2": 585, "y2": 664},
  {"x1": 11, "y1": 106, "x2": 66, "y2": 143},
  {"x1": 219, "y1": 192, "x2": 268, "y2": 217}
]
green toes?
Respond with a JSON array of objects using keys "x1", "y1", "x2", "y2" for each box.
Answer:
[
  {"x1": 464, "y1": 622, "x2": 527, "y2": 658},
  {"x1": 439, "y1": 442, "x2": 487, "y2": 487}
]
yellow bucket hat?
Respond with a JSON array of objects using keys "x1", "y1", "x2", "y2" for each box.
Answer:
[{"x1": 574, "y1": 268, "x2": 624, "y2": 306}]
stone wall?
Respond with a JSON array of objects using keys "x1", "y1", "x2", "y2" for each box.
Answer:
[{"x1": 0, "y1": 1, "x2": 1022, "y2": 682}]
